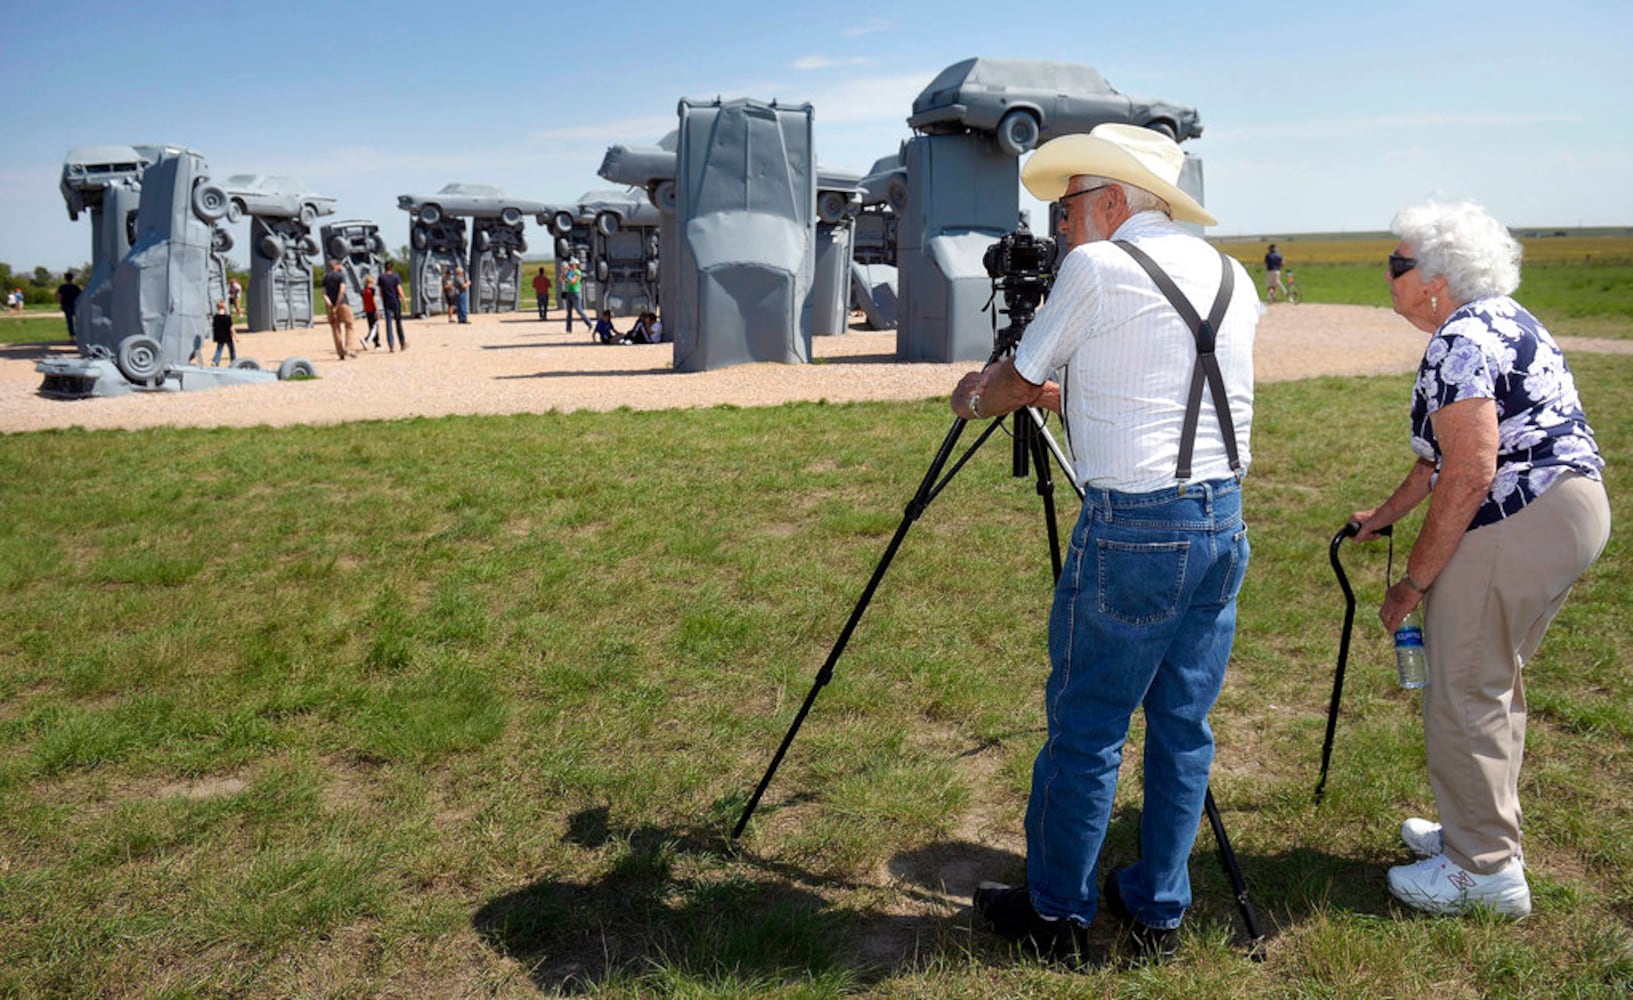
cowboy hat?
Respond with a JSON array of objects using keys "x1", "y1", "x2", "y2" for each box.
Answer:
[{"x1": 1021, "y1": 123, "x2": 1216, "y2": 227}]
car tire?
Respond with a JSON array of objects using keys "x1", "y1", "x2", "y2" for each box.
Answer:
[
  {"x1": 418, "y1": 203, "x2": 441, "y2": 225},
  {"x1": 645, "y1": 259, "x2": 659, "y2": 282},
  {"x1": 368, "y1": 234, "x2": 387, "y2": 256},
  {"x1": 212, "y1": 228, "x2": 234, "y2": 253},
  {"x1": 551, "y1": 211, "x2": 576, "y2": 236},
  {"x1": 258, "y1": 233, "x2": 285, "y2": 261},
  {"x1": 328, "y1": 236, "x2": 350, "y2": 260},
  {"x1": 300, "y1": 235, "x2": 321, "y2": 258},
  {"x1": 1147, "y1": 120, "x2": 1178, "y2": 140},
  {"x1": 885, "y1": 176, "x2": 908, "y2": 213},
  {"x1": 595, "y1": 211, "x2": 620, "y2": 237},
  {"x1": 226, "y1": 199, "x2": 244, "y2": 224},
  {"x1": 232, "y1": 357, "x2": 261, "y2": 371},
  {"x1": 817, "y1": 190, "x2": 850, "y2": 225},
  {"x1": 500, "y1": 206, "x2": 523, "y2": 227},
  {"x1": 299, "y1": 203, "x2": 318, "y2": 227},
  {"x1": 192, "y1": 181, "x2": 229, "y2": 222},
  {"x1": 555, "y1": 237, "x2": 572, "y2": 259},
  {"x1": 410, "y1": 226, "x2": 429, "y2": 251},
  {"x1": 116, "y1": 335, "x2": 164, "y2": 383},
  {"x1": 474, "y1": 230, "x2": 491, "y2": 251},
  {"x1": 652, "y1": 181, "x2": 678, "y2": 213},
  {"x1": 278, "y1": 357, "x2": 316, "y2": 380},
  {"x1": 996, "y1": 109, "x2": 1041, "y2": 156},
  {"x1": 595, "y1": 260, "x2": 609, "y2": 281}
]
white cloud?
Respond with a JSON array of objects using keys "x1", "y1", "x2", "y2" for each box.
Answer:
[
  {"x1": 791, "y1": 54, "x2": 875, "y2": 71},
  {"x1": 842, "y1": 17, "x2": 892, "y2": 38}
]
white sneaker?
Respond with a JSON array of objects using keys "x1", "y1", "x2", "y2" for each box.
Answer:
[
  {"x1": 1387, "y1": 854, "x2": 1531, "y2": 918},
  {"x1": 1401, "y1": 817, "x2": 1444, "y2": 857}
]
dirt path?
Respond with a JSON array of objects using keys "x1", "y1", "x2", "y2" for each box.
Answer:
[{"x1": 1, "y1": 305, "x2": 1627, "y2": 434}]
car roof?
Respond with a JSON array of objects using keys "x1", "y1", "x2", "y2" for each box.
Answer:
[{"x1": 918, "y1": 58, "x2": 1115, "y2": 98}]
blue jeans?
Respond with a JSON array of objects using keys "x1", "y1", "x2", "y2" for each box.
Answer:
[
  {"x1": 457, "y1": 290, "x2": 469, "y2": 323},
  {"x1": 211, "y1": 341, "x2": 236, "y2": 366},
  {"x1": 381, "y1": 302, "x2": 405, "y2": 349},
  {"x1": 562, "y1": 291, "x2": 592, "y2": 333},
  {"x1": 1025, "y1": 477, "x2": 1249, "y2": 931}
]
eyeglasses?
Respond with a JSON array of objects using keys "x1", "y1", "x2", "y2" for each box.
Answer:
[
  {"x1": 1057, "y1": 184, "x2": 1112, "y2": 213},
  {"x1": 1387, "y1": 252, "x2": 1418, "y2": 280}
]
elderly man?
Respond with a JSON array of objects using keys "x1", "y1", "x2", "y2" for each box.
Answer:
[{"x1": 955, "y1": 124, "x2": 1258, "y2": 966}]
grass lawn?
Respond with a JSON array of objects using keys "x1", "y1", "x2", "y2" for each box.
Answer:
[{"x1": 1, "y1": 352, "x2": 1630, "y2": 996}]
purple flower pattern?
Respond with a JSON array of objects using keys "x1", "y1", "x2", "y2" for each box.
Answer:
[{"x1": 1410, "y1": 296, "x2": 1604, "y2": 530}]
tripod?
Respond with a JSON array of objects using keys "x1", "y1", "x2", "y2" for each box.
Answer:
[{"x1": 731, "y1": 292, "x2": 1268, "y2": 960}]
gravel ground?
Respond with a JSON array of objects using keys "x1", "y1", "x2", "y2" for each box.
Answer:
[{"x1": 1, "y1": 305, "x2": 1627, "y2": 434}]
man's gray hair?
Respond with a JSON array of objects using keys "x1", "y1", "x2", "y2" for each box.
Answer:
[
  {"x1": 1084, "y1": 176, "x2": 1170, "y2": 218},
  {"x1": 1391, "y1": 199, "x2": 1521, "y2": 301}
]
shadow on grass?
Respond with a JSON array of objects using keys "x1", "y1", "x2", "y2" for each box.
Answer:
[
  {"x1": 474, "y1": 800, "x2": 1395, "y2": 992},
  {"x1": 473, "y1": 805, "x2": 1018, "y2": 993}
]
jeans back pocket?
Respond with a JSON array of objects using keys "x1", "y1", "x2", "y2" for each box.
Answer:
[{"x1": 1097, "y1": 539, "x2": 1189, "y2": 626}]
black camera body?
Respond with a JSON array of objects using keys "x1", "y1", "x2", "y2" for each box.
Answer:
[{"x1": 984, "y1": 223, "x2": 1057, "y2": 354}]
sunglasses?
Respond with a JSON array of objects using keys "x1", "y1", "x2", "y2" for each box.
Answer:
[
  {"x1": 1057, "y1": 184, "x2": 1112, "y2": 213},
  {"x1": 1387, "y1": 252, "x2": 1418, "y2": 280}
]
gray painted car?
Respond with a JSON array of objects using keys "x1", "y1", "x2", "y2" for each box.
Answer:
[
  {"x1": 907, "y1": 58, "x2": 1203, "y2": 156},
  {"x1": 396, "y1": 183, "x2": 553, "y2": 227},
  {"x1": 220, "y1": 174, "x2": 337, "y2": 226}
]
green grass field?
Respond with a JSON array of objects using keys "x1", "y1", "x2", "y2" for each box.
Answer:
[{"x1": 1, "y1": 351, "x2": 1630, "y2": 996}]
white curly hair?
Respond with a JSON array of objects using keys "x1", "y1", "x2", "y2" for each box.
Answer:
[{"x1": 1390, "y1": 199, "x2": 1522, "y2": 302}]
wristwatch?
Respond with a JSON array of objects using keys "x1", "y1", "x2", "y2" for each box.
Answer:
[
  {"x1": 1403, "y1": 572, "x2": 1430, "y2": 595},
  {"x1": 969, "y1": 393, "x2": 983, "y2": 419}
]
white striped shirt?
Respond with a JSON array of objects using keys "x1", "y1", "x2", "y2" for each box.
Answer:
[{"x1": 1013, "y1": 212, "x2": 1257, "y2": 492}]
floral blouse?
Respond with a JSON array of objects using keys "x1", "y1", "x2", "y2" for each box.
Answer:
[{"x1": 1411, "y1": 296, "x2": 1604, "y2": 531}]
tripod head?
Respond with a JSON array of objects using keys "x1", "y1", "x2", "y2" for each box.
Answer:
[{"x1": 983, "y1": 221, "x2": 1057, "y2": 362}]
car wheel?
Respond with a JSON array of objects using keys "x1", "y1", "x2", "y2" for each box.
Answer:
[
  {"x1": 192, "y1": 181, "x2": 229, "y2": 222},
  {"x1": 278, "y1": 357, "x2": 316, "y2": 380},
  {"x1": 300, "y1": 235, "x2": 321, "y2": 258},
  {"x1": 474, "y1": 230, "x2": 491, "y2": 251},
  {"x1": 885, "y1": 176, "x2": 908, "y2": 213},
  {"x1": 231, "y1": 357, "x2": 261, "y2": 370},
  {"x1": 368, "y1": 234, "x2": 387, "y2": 256},
  {"x1": 652, "y1": 181, "x2": 678, "y2": 213},
  {"x1": 595, "y1": 211, "x2": 620, "y2": 237},
  {"x1": 595, "y1": 260, "x2": 608, "y2": 281},
  {"x1": 410, "y1": 226, "x2": 429, "y2": 251},
  {"x1": 555, "y1": 237, "x2": 572, "y2": 259},
  {"x1": 212, "y1": 227, "x2": 234, "y2": 253},
  {"x1": 551, "y1": 211, "x2": 576, "y2": 236},
  {"x1": 418, "y1": 203, "x2": 441, "y2": 225},
  {"x1": 258, "y1": 233, "x2": 285, "y2": 261},
  {"x1": 1147, "y1": 120, "x2": 1178, "y2": 140},
  {"x1": 817, "y1": 190, "x2": 850, "y2": 225},
  {"x1": 500, "y1": 206, "x2": 523, "y2": 227},
  {"x1": 226, "y1": 198, "x2": 244, "y2": 224},
  {"x1": 116, "y1": 335, "x2": 164, "y2": 382},
  {"x1": 996, "y1": 109, "x2": 1041, "y2": 157},
  {"x1": 299, "y1": 203, "x2": 318, "y2": 227},
  {"x1": 328, "y1": 236, "x2": 350, "y2": 260},
  {"x1": 645, "y1": 259, "x2": 659, "y2": 282}
]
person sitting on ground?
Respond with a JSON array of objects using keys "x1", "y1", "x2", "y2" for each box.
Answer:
[
  {"x1": 627, "y1": 311, "x2": 658, "y2": 344},
  {"x1": 593, "y1": 309, "x2": 621, "y2": 344},
  {"x1": 210, "y1": 300, "x2": 236, "y2": 366}
]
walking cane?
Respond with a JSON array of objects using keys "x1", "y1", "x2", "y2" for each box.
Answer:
[{"x1": 1314, "y1": 520, "x2": 1389, "y2": 805}]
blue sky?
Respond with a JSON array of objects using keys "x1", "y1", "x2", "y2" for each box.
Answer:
[{"x1": 4, "y1": 0, "x2": 1629, "y2": 270}]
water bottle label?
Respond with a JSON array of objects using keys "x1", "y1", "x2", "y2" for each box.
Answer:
[{"x1": 1395, "y1": 625, "x2": 1424, "y2": 649}]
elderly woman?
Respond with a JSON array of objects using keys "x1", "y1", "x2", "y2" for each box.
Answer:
[{"x1": 1351, "y1": 200, "x2": 1610, "y2": 918}]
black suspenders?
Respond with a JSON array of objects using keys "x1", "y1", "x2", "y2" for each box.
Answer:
[{"x1": 1113, "y1": 240, "x2": 1243, "y2": 482}]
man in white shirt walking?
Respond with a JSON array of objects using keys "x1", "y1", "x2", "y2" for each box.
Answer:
[{"x1": 952, "y1": 123, "x2": 1258, "y2": 967}]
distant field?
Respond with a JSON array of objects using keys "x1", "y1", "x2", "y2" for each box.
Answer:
[{"x1": 1213, "y1": 234, "x2": 1633, "y2": 339}]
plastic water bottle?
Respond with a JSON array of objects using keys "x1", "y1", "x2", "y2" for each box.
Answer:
[{"x1": 1394, "y1": 606, "x2": 1428, "y2": 689}]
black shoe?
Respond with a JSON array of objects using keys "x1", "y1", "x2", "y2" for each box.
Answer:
[
  {"x1": 1103, "y1": 869, "x2": 1180, "y2": 965},
  {"x1": 973, "y1": 882, "x2": 1096, "y2": 967}
]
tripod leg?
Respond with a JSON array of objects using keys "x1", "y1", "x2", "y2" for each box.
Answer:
[
  {"x1": 1205, "y1": 787, "x2": 1268, "y2": 961},
  {"x1": 734, "y1": 414, "x2": 993, "y2": 839}
]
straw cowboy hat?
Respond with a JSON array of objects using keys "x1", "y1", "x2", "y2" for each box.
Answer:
[{"x1": 1021, "y1": 122, "x2": 1216, "y2": 227}]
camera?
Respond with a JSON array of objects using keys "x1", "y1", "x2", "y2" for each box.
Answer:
[{"x1": 983, "y1": 224, "x2": 1057, "y2": 283}]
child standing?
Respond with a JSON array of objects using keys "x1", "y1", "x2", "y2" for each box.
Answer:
[{"x1": 210, "y1": 300, "x2": 237, "y2": 366}]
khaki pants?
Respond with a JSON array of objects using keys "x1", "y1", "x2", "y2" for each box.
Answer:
[
  {"x1": 328, "y1": 304, "x2": 355, "y2": 357},
  {"x1": 1422, "y1": 472, "x2": 1610, "y2": 873}
]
